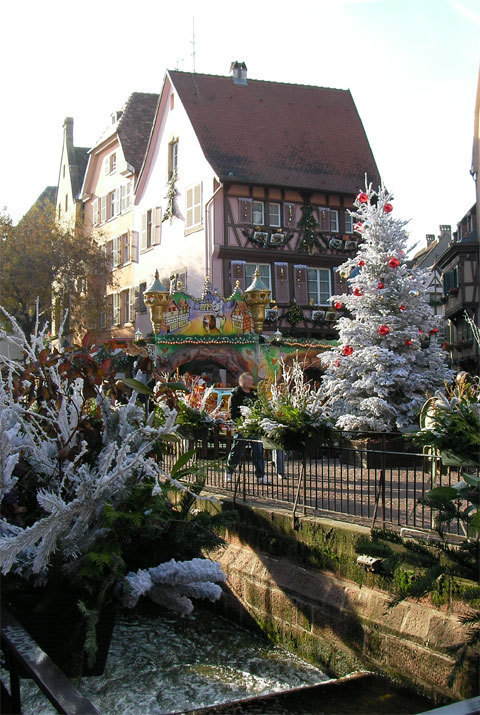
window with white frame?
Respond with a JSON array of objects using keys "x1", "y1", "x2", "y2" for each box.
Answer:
[
  {"x1": 110, "y1": 153, "x2": 117, "y2": 173},
  {"x1": 111, "y1": 237, "x2": 121, "y2": 268},
  {"x1": 186, "y1": 183, "x2": 202, "y2": 230},
  {"x1": 169, "y1": 140, "x2": 178, "y2": 179},
  {"x1": 345, "y1": 210, "x2": 353, "y2": 234},
  {"x1": 122, "y1": 288, "x2": 134, "y2": 323},
  {"x1": 120, "y1": 180, "x2": 133, "y2": 213},
  {"x1": 252, "y1": 201, "x2": 265, "y2": 225},
  {"x1": 269, "y1": 202, "x2": 281, "y2": 227},
  {"x1": 245, "y1": 263, "x2": 271, "y2": 291},
  {"x1": 330, "y1": 209, "x2": 339, "y2": 232},
  {"x1": 307, "y1": 268, "x2": 332, "y2": 305}
]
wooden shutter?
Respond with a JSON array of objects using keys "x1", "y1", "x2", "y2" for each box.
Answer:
[
  {"x1": 283, "y1": 202, "x2": 296, "y2": 228},
  {"x1": 106, "y1": 294, "x2": 113, "y2": 326},
  {"x1": 153, "y1": 207, "x2": 162, "y2": 244},
  {"x1": 238, "y1": 198, "x2": 252, "y2": 224},
  {"x1": 140, "y1": 213, "x2": 147, "y2": 251},
  {"x1": 120, "y1": 185, "x2": 126, "y2": 213},
  {"x1": 274, "y1": 263, "x2": 290, "y2": 304},
  {"x1": 231, "y1": 260, "x2": 246, "y2": 291},
  {"x1": 100, "y1": 196, "x2": 107, "y2": 223},
  {"x1": 114, "y1": 188, "x2": 120, "y2": 217},
  {"x1": 294, "y1": 265, "x2": 308, "y2": 305},
  {"x1": 103, "y1": 156, "x2": 109, "y2": 175},
  {"x1": 125, "y1": 180, "x2": 132, "y2": 209},
  {"x1": 92, "y1": 198, "x2": 99, "y2": 226},
  {"x1": 134, "y1": 286, "x2": 141, "y2": 312},
  {"x1": 318, "y1": 207, "x2": 330, "y2": 232},
  {"x1": 129, "y1": 230, "x2": 139, "y2": 262},
  {"x1": 129, "y1": 288, "x2": 135, "y2": 322}
]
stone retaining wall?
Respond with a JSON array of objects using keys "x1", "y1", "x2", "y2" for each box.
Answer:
[{"x1": 214, "y1": 536, "x2": 474, "y2": 703}]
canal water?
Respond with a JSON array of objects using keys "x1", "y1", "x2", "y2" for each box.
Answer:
[{"x1": 15, "y1": 608, "x2": 433, "y2": 714}]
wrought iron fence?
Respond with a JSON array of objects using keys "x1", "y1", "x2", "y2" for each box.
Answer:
[{"x1": 163, "y1": 428, "x2": 474, "y2": 537}]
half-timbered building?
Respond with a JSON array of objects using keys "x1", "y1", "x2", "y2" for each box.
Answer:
[{"x1": 134, "y1": 64, "x2": 380, "y2": 337}]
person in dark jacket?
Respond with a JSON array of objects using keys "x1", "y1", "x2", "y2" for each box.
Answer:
[{"x1": 225, "y1": 373, "x2": 269, "y2": 484}]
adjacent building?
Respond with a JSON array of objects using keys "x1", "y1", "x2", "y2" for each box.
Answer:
[
  {"x1": 435, "y1": 204, "x2": 479, "y2": 374},
  {"x1": 80, "y1": 92, "x2": 159, "y2": 340},
  {"x1": 133, "y1": 64, "x2": 380, "y2": 337}
]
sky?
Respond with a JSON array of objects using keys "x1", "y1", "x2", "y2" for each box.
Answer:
[{"x1": 1, "y1": 0, "x2": 478, "y2": 252}]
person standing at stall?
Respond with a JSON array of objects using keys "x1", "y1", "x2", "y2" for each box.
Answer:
[{"x1": 225, "y1": 373, "x2": 269, "y2": 485}]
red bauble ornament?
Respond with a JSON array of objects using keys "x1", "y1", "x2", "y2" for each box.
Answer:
[
  {"x1": 358, "y1": 260, "x2": 365, "y2": 267},
  {"x1": 353, "y1": 288, "x2": 362, "y2": 296},
  {"x1": 334, "y1": 301, "x2": 343, "y2": 310},
  {"x1": 343, "y1": 345, "x2": 354, "y2": 356},
  {"x1": 405, "y1": 339, "x2": 412, "y2": 347},
  {"x1": 377, "y1": 282, "x2": 385, "y2": 289},
  {"x1": 418, "y1": 329, "x2": 423, "y2": 334},
  {"x1": 429, "y1": 328, "x2": 439, "y2": 335},
  {"x1": 399, "y1": 305, "x2": 406, "y2": 311},
  {"x1": 357, "y1": 192, "x2": 368, "y2": 203},
  {"x1": 383, "y1": 203, "x2": 393, "y2": 213},
  {"x1": 378, "y1": 325, "x2": 390, "y2": 336},
  {"x1": 334, "y1": 359, "x2": 341, "y2": 367},
  {"x1": 388, "y1": 257, "x2": 400, "y2": 268},
  {"x1": 353, "y1": 222, "x2": 363, "y2": 232}
]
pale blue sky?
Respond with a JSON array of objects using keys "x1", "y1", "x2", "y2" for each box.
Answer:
[{"x1": 2, "y1": 0, "x2": 478, "y2": 249}]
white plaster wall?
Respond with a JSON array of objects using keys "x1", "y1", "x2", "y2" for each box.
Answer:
[{"x1": 134, "y1": 77, "x2": 218, "y2": 325}]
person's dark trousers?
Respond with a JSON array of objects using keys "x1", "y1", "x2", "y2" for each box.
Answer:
[{"x1": 226, "y1": 433, "x2": 264, "y2": 480}]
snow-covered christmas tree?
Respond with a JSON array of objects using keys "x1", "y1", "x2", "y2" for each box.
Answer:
[{"x1": 321, "y1": 183, "x2": 452, "y2": 432}]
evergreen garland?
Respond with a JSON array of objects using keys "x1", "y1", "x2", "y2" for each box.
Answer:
[
  {"x1": 285, "y1": 300, "x2": 304, "y2": 326},
  {"x1": 162, "y1": 170, "x2": 177, "y2": 223},
  {"x1": 298, "y1": 198, "x2": 320, "y2": 254}
]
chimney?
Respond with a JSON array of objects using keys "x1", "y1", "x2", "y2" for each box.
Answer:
[
  {"x1": 438, "y1": 225, "x2": 451, "y2": 242},
  {"x1": 230, "y1": 61, "x2": 247, "y2": 85},
  {"x1": 425, "y1": 234, "x2": 435, "y2": 246},
  {"x1": 63, "y1": 117, "x2": 74, "y2": 143}
]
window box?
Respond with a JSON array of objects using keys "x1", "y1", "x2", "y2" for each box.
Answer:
[{"x1": 253, "y1": 230, "x2": 269, "y2": 246}]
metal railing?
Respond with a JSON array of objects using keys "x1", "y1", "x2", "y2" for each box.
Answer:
[
  {"x1": 1, "y1": 607, "x2": 99, "y2": 715},
  {"x1": 164, "y1": 428, "x2": 475, "y2": 536}
]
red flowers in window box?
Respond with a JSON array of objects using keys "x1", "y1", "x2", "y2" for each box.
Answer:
[
  {"x1": 342, "y1": 345, "x2": 354, "y2": 356},
  {"x1": 378, "y1": 325, "x2": 390, "y2": 336},
  {"x1": 388, "y1": 257, "x2": 400, "y2": 268},
  {"x1": 383, "y1": 203, "x2": 393, "y2": 213}
]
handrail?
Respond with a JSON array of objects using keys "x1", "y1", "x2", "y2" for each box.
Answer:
[{"x1": 1, "y1": 607, "x2": 99, "y2": 714}]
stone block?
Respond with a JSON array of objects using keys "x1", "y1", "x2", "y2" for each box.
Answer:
[
  {"x1": 400, "y1": 605, "x2": 432, "y2": 643},
  {"x1": 427, "y1": 615, "x2": 467, "y2": 652}
]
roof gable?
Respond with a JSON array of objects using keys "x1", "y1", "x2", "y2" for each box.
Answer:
[
  {"x1": 168, "y1": 71, "x2": 380, "y2": 193},
  {"x1": 117, "y1": 92, "x2": 159, "y2": 172}
]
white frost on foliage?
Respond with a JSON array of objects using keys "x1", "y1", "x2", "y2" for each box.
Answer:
[
  {"x1": 321, "y1": 183, "x2": 453, "y2": 432},
  {"x1": 118, "y1": 557, "x2": 226, "y2": 614}
]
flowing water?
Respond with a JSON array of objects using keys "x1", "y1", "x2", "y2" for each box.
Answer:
[{"x1": 15, "y1": 609, "x2": 331, "y2": 714}]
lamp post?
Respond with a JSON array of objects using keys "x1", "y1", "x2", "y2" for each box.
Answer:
[
  {"x1": 143, "y1": 270, "x2": 169, "y2": 335},
  {"x1": 245, "y1": 266, "x2": 271, "y2": 335}
]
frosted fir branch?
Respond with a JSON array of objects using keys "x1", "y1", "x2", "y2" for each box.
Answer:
[
  {"x1": 117, "y1": 557, "x2": 226, "y2": 613},
  {"x1": 464, "y1": 311, "x2": 480, "y2": 350}
]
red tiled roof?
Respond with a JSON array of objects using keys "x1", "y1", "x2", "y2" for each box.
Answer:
[
  {"x1": 118, "y1": 93, "x2": 159, "y2": 173},
  {"x1": 169, "y1": 71, "x2": 380, "y2": 194}
]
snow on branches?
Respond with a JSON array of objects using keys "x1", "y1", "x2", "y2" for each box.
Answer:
[{"x1": 321, "y1": 183, "x2": 453, "y2": 432}]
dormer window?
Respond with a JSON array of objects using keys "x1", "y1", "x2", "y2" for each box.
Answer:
[
  {"x1": 103, "y1": 153, "x2": 117, "y2": 175},
  {"x1": 168, "y1": 140, "x2": 179, "y2": 179}
]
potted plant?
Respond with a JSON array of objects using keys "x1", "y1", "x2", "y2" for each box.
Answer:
[
  {"x1": 0, "y1": 311, "x2": 228, "y2": 676},
  {"x1": 236, "y1": 358, "x2": 334, "y2": 452}
]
